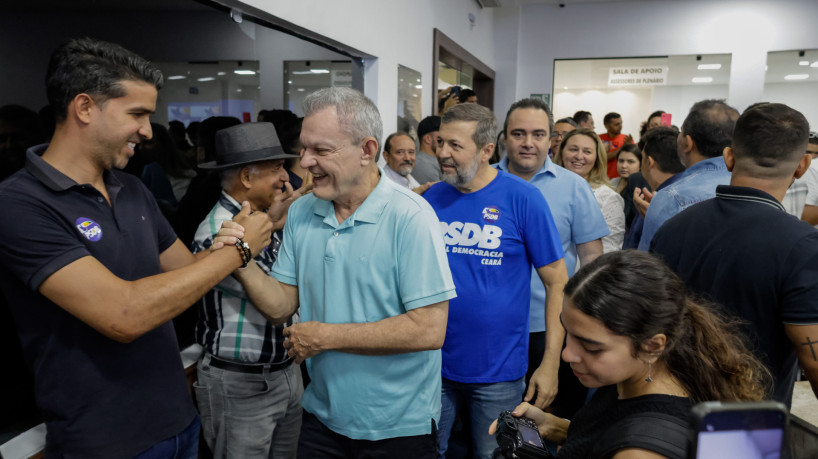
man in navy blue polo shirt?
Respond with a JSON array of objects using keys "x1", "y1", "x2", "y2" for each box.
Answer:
[
  {"x1": 0, "y1": 38, "x2": 271, "y2": 458},
  {"x1": 650, "y1": 103, "x2": 818, "y2": 407}
]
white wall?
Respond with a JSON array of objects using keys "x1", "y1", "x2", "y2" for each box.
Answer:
[
  {"x1": 0, "y1": 10, "x2": 346, "y2": 119},
  {"x1": 498, "y1": 0, "x2": 818, "y2": 126},
  {"x1": 763, "y1": 82, "x2": 818, "y2": 130},
  {"x1": 236, "y1": 0, "x2": 497, "y2": 135}
]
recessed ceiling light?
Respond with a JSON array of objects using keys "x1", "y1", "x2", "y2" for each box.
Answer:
[
  {"x1": 310, "y1": 69, "x2": 330, "y2": 74},
  {"x1": 297, "y1": 88, "x2": 306, "y2": 92},
  {"x1": 167, "y1": 75, "x2": 186, "y2": 80},
  {"x1": 691, "y1": 77, "x2": 713, "y2": 83},
  {"x1": 197, "y1": 77, "x2": 215, "y2": 82},
  {"x1": 288, "y1": 80, "x2": 292, "y2": 84},
  {"x1": 785, "y1": 74, "x2": 809, "y2": 80},
  {"x1": 563, "y1": 86, "x2": 568, "y2": 90},
  {"x1": 234, "y1": 70, "x2": 256, "y2": 75},
  {"x1": 415, "y1": 85, "x2": 422, "y2": 89},
  {"x1": 799, "y1": 61, "x2": 810, "y2": 66},
  {"x1": 811, "y1": 62, "x2": 818, "y2": 68},
  {"x1": 291, "y1": 71, "x2": 312, "y2": 75},
  {"x1": 697, "y1": 64, "x2": 721, "y2": 70},
  {"x1": 217, "y1": 72, "x2": 226, "y2": 76}
]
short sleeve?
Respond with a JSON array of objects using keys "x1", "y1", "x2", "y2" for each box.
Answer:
[
  {"x1": 397, "y1": 205, "x2": 457, "y2": 311},
  {"x1": 271, "y1": 203, "x2": 300, "y2": 286},
  {"x1": 781, "y1": 232, "x2": 818, "y2": 324},
  {"x1": 522, "y1": 187, "x2": 565, "y2": 269},
  {"x1": 0, "y1": 191, "x2": 90, "y2": 290}
]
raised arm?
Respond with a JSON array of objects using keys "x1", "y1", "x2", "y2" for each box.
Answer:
[{"x1": 38, "y1": 210, "x2": 272, "y2": 343}]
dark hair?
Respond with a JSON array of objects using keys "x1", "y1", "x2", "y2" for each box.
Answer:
[
  {"x1": 46, "y1": 37, "x2": 163, "y2": 122},
  {"x1": 383, "y1": 131, "x2": 413, "y2": 154},
  {"x1": 618, "y1": 143, "x2": 642, "y2": 166},
  {"x1": 732, "y1": 103, "x2": 809, "y2": 174},
  {"x1": 459, "y1": 88, "x2": 477, "y2": 102},
  {"x1": 603, "y1": 112, "x2": 621, "y2": 125},
  {"x1": 642, "y1": 126, "x2": 685, "y2": 174},
  {"x1": 197, "y1": 116, "x2": 241, "y2": 164},
  {"x1": 680, "y1": 99, "x2": 739, "y2": 158},
  {"x1": 504, "y1": 98, "x2": 554, "y2": 137},
  {"x1": 442, "y1": 103, "x2": 497, "y2": 152},
  {"x1": 263, "y1": 109, "x2": 301, "y2": 155},
  {"x1": 572, "y1": 110, "x2": 592, "y2": 125},
  {"x1": 565, "y1": 250, "x2": 770, "y2": 403},
  {"x1": 640, "y1": 110, "x2": 667, "y2": 139},
  {"x1": 139, "y1": 123, "x2": 191, "y2": 177},
  {"x1": 554, "y1": 117, "x2": 578, "y2": 128}
]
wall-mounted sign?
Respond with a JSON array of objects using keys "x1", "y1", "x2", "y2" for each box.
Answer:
[{"x1": 608, "y1": 66, "x2": 669, "y2": 86}]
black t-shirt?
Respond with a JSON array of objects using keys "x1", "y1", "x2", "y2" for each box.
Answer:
[
  {"x1": 559, "y1": 385, "x2": 691, "y2": 459},
  {"x1": 651, "y1": 185, "x2": 818, "y2": 406},
  {"x1": 0, "y1": 147, "x2": 196, "y2": 458}
]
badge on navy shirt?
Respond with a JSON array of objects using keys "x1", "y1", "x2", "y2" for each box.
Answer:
[{"x1": 75, "y1": 217, "x2": 103, "y2": 241}]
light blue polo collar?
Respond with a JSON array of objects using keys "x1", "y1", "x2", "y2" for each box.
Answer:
[{"x1": 312, "y1": 167, "x2": 392, "y2": 229}]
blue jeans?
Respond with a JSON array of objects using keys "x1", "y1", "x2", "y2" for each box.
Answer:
[
  {"x1": 133, "y1": 416, "x2": 200, "y2": 459},
  {"x1": 194, "y1": 355, "x2": 304, "y2": 459},
  {"x1": 437, "y1": 377, "x2": 524, "y2": 459}
]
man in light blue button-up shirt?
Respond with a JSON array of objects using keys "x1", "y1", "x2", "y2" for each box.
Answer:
[{"x1": 638, "y1": 99, "x2": 739, "y2": 251}]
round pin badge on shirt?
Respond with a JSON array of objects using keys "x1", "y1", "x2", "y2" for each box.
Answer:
[{"x1": 75, "y1": 217, "x2": 103, "y2": 242}]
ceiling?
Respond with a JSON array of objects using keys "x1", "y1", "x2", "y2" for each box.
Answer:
[{"x1": 2, "y1": 0, "x2": 213, "y2": 12}]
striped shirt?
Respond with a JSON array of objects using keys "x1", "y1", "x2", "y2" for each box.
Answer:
[{"x1": 192, "y1": 191, "x2": 297, "y2": 364}]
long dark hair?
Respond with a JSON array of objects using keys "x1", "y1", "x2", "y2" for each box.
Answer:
[{"x1": 564, "y1": 250, "x2": 770, "y2": 403}]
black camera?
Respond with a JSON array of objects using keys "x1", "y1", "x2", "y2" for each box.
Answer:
[{"x1": 494, "y1": 410, "x2": 552, "y2": 459}]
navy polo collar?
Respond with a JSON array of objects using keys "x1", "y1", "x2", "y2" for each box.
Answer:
[
  {"x1": 25, "y1": 144, "x2": 123, "y2": 197},
  {"x1": 715, "y1": 185, "x2": 785, "y2": 212}
]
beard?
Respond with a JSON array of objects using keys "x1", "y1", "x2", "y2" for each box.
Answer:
[
  {"x1": 397, "y1": 162, "x2": 414, "y2": 177},
  {"x1": 439, "y1": 152, "x2": 480, "y2": 188}
]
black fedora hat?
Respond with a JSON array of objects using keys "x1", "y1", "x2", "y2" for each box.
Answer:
[{"x1": 198, "y1": 122, "x2": 300, "y2": 170}]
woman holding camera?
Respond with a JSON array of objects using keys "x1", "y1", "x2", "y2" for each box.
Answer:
[{"x1": 491, "y1": 250, "x2": 770, "y2": 458}]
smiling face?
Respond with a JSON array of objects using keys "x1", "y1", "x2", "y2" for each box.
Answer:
[
  {"x1": 244, "y1": 159, "x2": 290, "y2": 211},
  {"x1": 437, "y1": 120, "x2": 483, "y2": 189},
  {"x1": 617, "y1": 150, "x2": 640, "y2": 178},
  {"x1": 503, "y1": 108, "x2": 551, "y2": 178},
  {"x1": 90, "y1": 80, "x2": 156, "y2": 170},
  {"x1": 561, "y1": 134, "x2": 597, "y2": 180},
  {"x1": 299, "y1": 106, "x2": 368, "y2": 203},
  {"x1": 384, "y1": 134, "x2": 416, "y2": 177},
  {"x1": 560, "y1": 300, "x2": 646, "y2": 389}
]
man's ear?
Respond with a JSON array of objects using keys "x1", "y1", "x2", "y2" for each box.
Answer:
[
  {"x1": 480, "y1": 142, "x2": 495, "y2": 163},
  {"x1": 361, "y1": 137, "x2": 378, "y2": 165},
  {"x1": 73, "y1": 93, "x2": 96, "y2": 124},
  {"x1": 723, "y1": 146, "x2": 735, "y2": 172},
  {"x1": 680, "y1": 134, "x2": 695, "y2": 154},
  {"x1": 794, "y1": 153, "x2": 812, "y2": 180},
  {"x1": 239, "y1": 166, "x2": 254, "y2": 189}
]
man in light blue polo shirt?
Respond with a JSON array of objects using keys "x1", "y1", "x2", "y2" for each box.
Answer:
[
  {"x1": 228, "y1": 87, "x2": 455, "y2": 459},
  {"x1": 495, "y1": 98, "x2": 608, "y2": 417}
]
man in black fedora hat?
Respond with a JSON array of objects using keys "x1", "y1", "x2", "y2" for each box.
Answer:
[
  {"x1": 192, "y1": 122, "x2": 311, "y2": 458},
  {"x1": 0, "y1": 38, "x2": 272, "y2": 457}
]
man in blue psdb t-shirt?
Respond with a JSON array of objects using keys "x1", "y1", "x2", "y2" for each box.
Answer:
[{"x1": 424, "y1": 103, "x2": 569, "y2": 459}]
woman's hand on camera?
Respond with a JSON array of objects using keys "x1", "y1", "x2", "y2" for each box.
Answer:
[{"x1": 488, "y1": 402, "x2": 569, "y2": 444}]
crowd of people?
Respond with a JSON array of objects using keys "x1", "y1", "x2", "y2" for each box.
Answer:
[{"x1": 1, "y1": 36, "x2": 817, "y2": 459}]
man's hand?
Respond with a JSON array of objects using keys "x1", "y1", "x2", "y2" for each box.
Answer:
[
  {"x1": 231, "y1": 201, "x2": 273, "y2": 257},
  {"x1": 413, "y1": 181, "x2": 437, "y2": 195},
  {"x1": 633, "y1": 187, "x2": 654, "y2": 218},
  {"x1": 525, "y1": 364, "x2": 558, "y2": 409},
  {"x1": 283, "y1": 321, "x2": 327, "y2": 363},
  {"x1": 268, "y1": 180, "x2": 314, "y2": 231}
]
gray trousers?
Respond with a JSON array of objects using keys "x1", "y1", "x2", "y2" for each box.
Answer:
[{"x1": 194, "y1": 354, "x2": 303, "y2": 459}]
